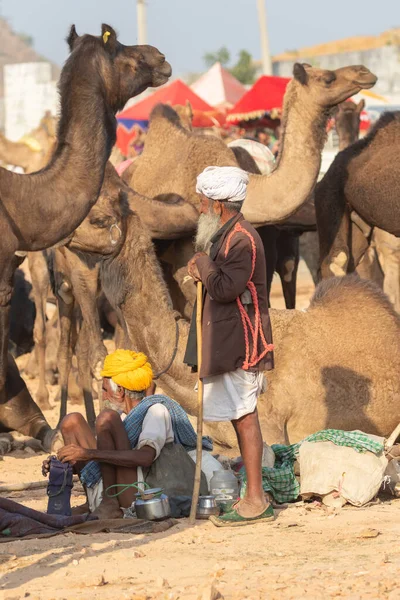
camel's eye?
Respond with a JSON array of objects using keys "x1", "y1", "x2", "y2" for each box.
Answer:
[
  {"x1": 89, "y1": 216, "x2": 113, "y2": 229},
  {"x1": 322, "y1": 72, "x2": 336, "y2": 85}
]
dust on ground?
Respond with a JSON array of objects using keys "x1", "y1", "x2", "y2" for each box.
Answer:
[{"x1": 2, "y1": 264, "x2": 400, "y2": 599}]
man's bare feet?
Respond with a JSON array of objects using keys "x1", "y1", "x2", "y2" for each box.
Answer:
[
  {"x1": 92, "y1": 498, "x2": 122, "y2": 520},
  {"x1": 235, "y1": 497, "x2": 268, "y2": 519}
]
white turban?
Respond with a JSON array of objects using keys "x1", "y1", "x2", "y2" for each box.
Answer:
[{"x1": 196, "y1": 166, "x2": 249, "y2": 203}]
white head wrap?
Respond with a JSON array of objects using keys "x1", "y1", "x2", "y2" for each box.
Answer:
[{"x1": 196, "y1": 166, "x2": 249, "y2": 203}]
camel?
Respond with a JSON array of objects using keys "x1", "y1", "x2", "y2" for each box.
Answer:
[
  {"x1": 316, "y1": 107, "x2": 400, "y2": 311},
  {"x1": 0, "y1": 111, "x2": 57, "y2": 173},
  {"x1": 48, "y1": 161, "x2": 199, "y2": 426},
  {"x1": 0, "y1": 353, "x2": 53, "y2": 451},
  {"x1": 123, "y1": 64, "x2": 375, "y2": 313},
  {"x1": 0, "y1": 115, "x2": 58, "y2": 411},
  {"x1": 99, "y1": 210, "x2": 400, "y2": 448},
  {"x1": 335, "y1": 99, "x2": 365, "y2": 150},
  {"x1": 0, "y1": 23, "x2": 171, "y2": 406},
  {"x1": 316, "y1": 112, "x2": 400, "y2": 284},
  {"x1": 128, "y1": 64, "x2": 376, "y2": 226}
]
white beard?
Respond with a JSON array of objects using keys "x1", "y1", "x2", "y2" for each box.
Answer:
[{"x1": 195, "y1": 212, "x2": 222, "y2": 254}]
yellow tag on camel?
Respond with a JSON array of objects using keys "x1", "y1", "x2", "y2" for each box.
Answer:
[{"x1": 103, "y1": 31, "x2": 111, "y2": 44}]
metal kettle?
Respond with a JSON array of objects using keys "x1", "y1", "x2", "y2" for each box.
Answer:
[{"x1": 134, "y1": 486, "x2": 171, "y2": 521}]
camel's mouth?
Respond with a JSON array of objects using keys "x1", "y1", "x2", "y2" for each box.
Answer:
[
  {"x1": 152, "y1": 61, "x2": 172, "y2": 87},
  {"x1": 354, "y1": 75, "x2": 377, "y2": 90}
]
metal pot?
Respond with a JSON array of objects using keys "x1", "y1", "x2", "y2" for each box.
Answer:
[
  {"x1": 134, "y1": 487, "x2": 171, "y2": 521},
  {"x1": 196, "y1": 495, "x2": 220, "y2": 519}
]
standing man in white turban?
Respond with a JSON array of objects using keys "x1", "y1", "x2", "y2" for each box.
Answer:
[{"x1": 184, "y1": 166, "x2": 275, "y2": 526}]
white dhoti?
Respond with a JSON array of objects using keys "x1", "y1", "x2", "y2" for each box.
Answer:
[{"x1": 202, "y1": 368, "x2": 266, "y2": 422}]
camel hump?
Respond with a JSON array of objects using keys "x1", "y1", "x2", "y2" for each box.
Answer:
[
  {"x1": 310, "y1": 275, "x2": 400, "y2": 321},
  {"x1": 150, "y1": 103, "x2": 182, "y2": 127}
]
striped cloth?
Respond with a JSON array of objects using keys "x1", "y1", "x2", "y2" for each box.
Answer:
[
  {"x1": 240, "y1": 429, "x2": 384, "y2": 504},
  {"x1": 80, "y1": 395, "x2": 212, "y2": 488}
]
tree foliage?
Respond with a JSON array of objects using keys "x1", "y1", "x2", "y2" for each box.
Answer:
[
  {"x1": 203, "y1": 47, "x2": 257, "y2": 84},
  {"x1": 230, "y1": 50, "x2": 257, "y2": 85},
  {"x1": 203, "y1": 46, "x2": 231, "y2": 68}
]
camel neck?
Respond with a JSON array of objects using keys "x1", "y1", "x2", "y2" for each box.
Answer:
[
  {"x1": 0, "y1": 52, "x2": 116, "y2": 251},
  {"x1": 243, "y1": 86, "x2": 329, "y2": 226},
  {"x1": 101, "y1": 214, "x2": 196, "y2": 402}
]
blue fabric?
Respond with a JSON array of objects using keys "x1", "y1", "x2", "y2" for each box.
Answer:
[{"x1": 80, "y1": 395, "x2": 212, "y2": 488}]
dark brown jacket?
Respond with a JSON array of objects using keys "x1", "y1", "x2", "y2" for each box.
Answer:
[{"x1": 184, "y1": 213, "x2": 274, "y2": 379}]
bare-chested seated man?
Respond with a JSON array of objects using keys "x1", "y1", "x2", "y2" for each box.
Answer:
[{"x1": 45, "y1": 350, "x2": 210, "y2": 518}]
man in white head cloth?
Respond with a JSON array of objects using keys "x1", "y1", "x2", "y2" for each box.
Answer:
[{"x1": 184, "y1": 166, "x2": 275, "y2": 526}]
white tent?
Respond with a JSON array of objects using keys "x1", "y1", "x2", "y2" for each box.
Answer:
[{"x1": 190, "y1": 62, "x2": 246, "y2": 109}]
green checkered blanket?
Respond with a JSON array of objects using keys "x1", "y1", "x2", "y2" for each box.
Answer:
[{"x1": 239, "y1": 429, "x2": 384, "y2": 504}]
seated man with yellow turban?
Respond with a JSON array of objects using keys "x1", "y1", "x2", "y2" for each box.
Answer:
[{"x1": 56, "y1": 350, "x2": 210, "y2": 518}]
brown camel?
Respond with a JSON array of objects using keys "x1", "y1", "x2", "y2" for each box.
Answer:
[
  {"x1": 0, "y1": 353, "x2": 53, "y2": 450},
  {"x1": 124, "y1": 64, "x2": 375, "y2": 312},
  {"x1": 317, "y1": 105, "x2": 400, "y2": 310},
  {"x1": 316, "y1": 111, "x2": 400, "y2": 284},
  {"x1": 100, "y1": 211, "x2": 400, "y2": 449},
  {"x1": 315, "y1": 112, "x2": 400, "y2": 278},
  {"x1": 0, "y1": 111, "x2": 57, "y2": 173},
  {"x1": 0, "y1": 24, "x2": 171, "y2": 404},
  {"x1": 128, "y1": 64, "x2": 376, "y2": 226},
  {"x1": 49, "y1": 161, "x2": 198, "y2": 426},
  {"x1": 0, "y1": 114, "x2": 57, "y2": 411},
  {"x1": 335, "y1": 99, "x2": 365, "y2": 150}
]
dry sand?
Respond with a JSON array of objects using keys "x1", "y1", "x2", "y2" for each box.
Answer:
[{"x1": 1, "y1": 265, "x2": 400, "y2": 599}]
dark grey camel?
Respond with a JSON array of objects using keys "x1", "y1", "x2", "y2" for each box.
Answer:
[{"x1": 0, "y1": 24, "x2": 171, "y2": 423}]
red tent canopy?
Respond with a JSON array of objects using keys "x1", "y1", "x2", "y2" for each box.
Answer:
[
  {"x1": 227, "y1": 75, "x2": 291, "y2": 124},
  {"x1": 116, "y1": 79, "x2": 225, "y2": 154},
  {"x1": 119, "y1": 79, "x2": 214, "y2": 121}
]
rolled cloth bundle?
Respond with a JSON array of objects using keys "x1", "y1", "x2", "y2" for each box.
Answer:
[
  {"x1": 196, "y1": 166, "x2": 249, "y2": 203},
  {"x1": 101, "y1": 349, "x2": 153, "y2": 392}
]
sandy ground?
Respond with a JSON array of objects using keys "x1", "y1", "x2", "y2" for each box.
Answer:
[{"x1": 2, "y1": 265, "x2": 400, "y2": 599}]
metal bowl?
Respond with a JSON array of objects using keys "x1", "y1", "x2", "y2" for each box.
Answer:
[{"x1": 196, "y1": 495, "x2": 220, "y2": 519}]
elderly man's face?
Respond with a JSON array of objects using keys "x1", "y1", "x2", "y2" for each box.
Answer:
[
  {"x1": 199, "y1": 195, "x2": 221, "y2": 216},
  {"x1": 195, "y1": 196, "x2": 223, "y2": 253},
  {"x1": 102, "y1": 377, "x2": 124, "y2": 407}
]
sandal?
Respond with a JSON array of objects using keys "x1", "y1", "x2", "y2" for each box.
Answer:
[{"x1": 210, "y1": 503, "x2": 275, "y2": 527}]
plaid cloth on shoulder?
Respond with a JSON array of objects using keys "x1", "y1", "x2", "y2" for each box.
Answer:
[
  {"x1": 80, "y1": 394, "x2": 212, "y2": 488},
  {"x1": 240, "y1": 429, "x2": 384, "y2": 504}
]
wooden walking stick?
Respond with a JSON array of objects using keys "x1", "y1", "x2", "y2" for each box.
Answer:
[{"x1": 189, "y1": 281, "x2": 204, "y2": 525}]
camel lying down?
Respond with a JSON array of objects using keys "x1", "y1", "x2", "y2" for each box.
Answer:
[
  {"x1": 259, "y1": 276, "x2": 400, "y2": 445},
  {"x1": 99, "y1": 213, "x2": 400, "y2": 450}
]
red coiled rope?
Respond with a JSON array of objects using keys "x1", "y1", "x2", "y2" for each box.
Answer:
[{"x1": 224, "y1": 223, "x2": 274, "y2": 370}]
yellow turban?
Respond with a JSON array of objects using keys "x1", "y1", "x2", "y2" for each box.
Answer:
[{"x1": 101, "y1": 350, "x2": 153, "y2": 392}]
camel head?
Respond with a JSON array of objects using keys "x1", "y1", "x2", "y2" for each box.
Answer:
[
  {"x1": 173, "y1": 101, "x2": 194, "y2": 131},
  {"x1": 66, "y1": 24, "x2": 172, "y2": 111},
  {"x1": 335, "y1": 99, "x2": 365, "y2": 147},
  {"x1": 291, "y1": 63, "x2": 377, "y2": 110},
  {"x1": 68, "y1": 164, "x2": 130, "y2": 255}
]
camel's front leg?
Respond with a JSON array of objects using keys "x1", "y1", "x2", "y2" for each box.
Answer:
[
  {"x1": 69, "y1": 258, "x2": 107, "y2": 381},
  {"x1": 75, "y1": 320, "x2": 96, "y2": 429},
  {"x1": 374, "y1": 228, "x2": 400, "y2": 312},
  {"x1": 0, "y1": 252, "x2": 22, "y2": 403},
  {"x1": 56, "y1": 287, "x2": 75, "y2": 426},
  {"x1": 276, "y1": 230, "x2": 300, "y2": 309},
  {"x1": 28, "y1": 251, "x2": 51, "y2": 410}
]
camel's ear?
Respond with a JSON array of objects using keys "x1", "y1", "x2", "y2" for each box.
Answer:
[
  {"x1": 186, "y1": 100, "x2": 193, "y2": 118},
  {"x1": 101, "y1": 24, "x2": 118, "y2": 53},
  {"x1": 67, "y1": 25, "x2": 79, "y2": 51},
  {"x1": 356, "y1": 99, "x2": 366, "y2": 114},
  {"x1": 293, "y1": 63, "x2": 309, "y2": 85}
]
